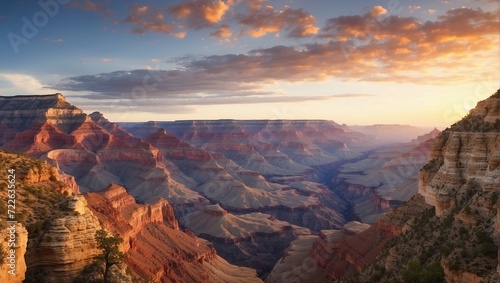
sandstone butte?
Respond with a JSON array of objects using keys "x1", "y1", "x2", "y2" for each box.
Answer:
[{"x1": 267, "y1": 89, "x2": 500, "y2": 283}]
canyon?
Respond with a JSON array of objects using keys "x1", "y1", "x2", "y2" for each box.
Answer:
[
  {"x1": 1, "y1": 91, "x2": 496, "y2": 282},
  {"x1": 267, "y1": 90, "x2": 500, "y2": 282}
]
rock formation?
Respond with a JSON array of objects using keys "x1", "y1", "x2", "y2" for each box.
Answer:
[
  {"x1": 269, "y1": 90, "x2": 500, "y2": 282},
  {"x1": 125, "y1": 119, "x2": 370, "y2": 176},
  {"x1": 0, "y1": 224, "x2": 28, "y2": 283},
  {"x1": 1, "y1": 93, "x2": 463, "y2": 282},
  {"x1": 267, "y1": 196, "x2": 431, "y2": 282},
  {"x1": 84, "y1": 184, "x2": 263, "y2": 283},
  {"x1": 0, "y1": 150, "x2": 104, "y2": 283},
  {"x1": 141, "y1": 125, "x2": 349, "y2": 231},
  {"x1": 25, "y1": 196, "x2": 103, "y2": 282},
  {"x1": 182, "y1": 204, "x2": 310, "y2": 276},
  {"x1": 332, "y1": 128, "x2": 440, "y2": 222},
  {"x1": 0, "y1": 150, "x2": 263, "y2": 282}
]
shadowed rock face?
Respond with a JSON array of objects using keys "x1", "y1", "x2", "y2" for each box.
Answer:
[
  {"x1": 267, "y1": 195, "x2": 431, "y2": 282},
  {"x1": 331, "y1": 128, "x2": 440, "y2": 223},
  {"x1": 181, "y1": 204, "x2": 311, "y2": 277}
]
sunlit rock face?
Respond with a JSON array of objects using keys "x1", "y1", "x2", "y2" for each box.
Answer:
[
  {"x1": 0, "y1": 224, "x2": 28, "y2": 283},
  {"x1": 84, "y1": 184, "x2": 263, "y2": 283},
  {"x1": 419, "y1": 93, "x2": 500, "y2": 216},
  {"x1": 25, "y1": 196, "x2": 103, "y2": 283}
]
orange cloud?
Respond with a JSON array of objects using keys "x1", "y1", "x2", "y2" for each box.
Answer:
[
  {"x1": 247, "y1": 0, "x2": 267, "y2": 9},
  {"x1": 175, "y1": 31, "x2": 187, "y2": 38},
  {"x1": 171, "y1": 6, "x2": 499, "y2": 84},
  {"x1": 169, "y1": 0, "x2": 231, "y2": 29},
  {"x1": 59, "y1": 5, "x2": 499, "y2": 99},
  {"x1": 71, "y1": 0, "x2": 113, "y2": 17},
  {"x1": 370, "y1": 6, "x2": 388, "y2": 17},
  {"x1": 236, "y1": 5, "x2": 319, "y2": 38},
  {"x1": 123, "y1": 4, "x2": 173, "y2": 35},
  {"x1": 210, "y1": 24, "x2": 232, "y2": 38}
]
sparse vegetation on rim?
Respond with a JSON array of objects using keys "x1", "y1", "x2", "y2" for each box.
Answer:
[{"x1": 338, "y1": 178, "x2": 498, "y2": 283}]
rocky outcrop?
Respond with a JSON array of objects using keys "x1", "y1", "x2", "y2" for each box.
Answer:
[
  {"x1": 442, "y1": 261, "x2": 484, "y2": 283},
  {"x1": 0, "y1": 150, "x2": 103, "y2": 283},
  {"x1": 25, "y1": 196, "x2": 103, "y2": 283},
  {"x1": 267, "y1": 216, "x2": 408, "y2": 283},
  {"x1": 85, "y1": 184, "x2": 263, "y2": 283},
  {"x1": 0, "y1": 224, "x2": 28, "y2": 283},
  {"x1": 0, "y1": 94, "x2": 86, "y2": 155},
  {"x1": 419, "y1": 94, "x2": 500, "y2": 216}
]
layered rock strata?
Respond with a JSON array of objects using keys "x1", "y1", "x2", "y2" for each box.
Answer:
[
  {"x1": 267, "y1": 195, "x2": 430, "y2": 282},
  {"x1": 182, "y1": 204, "x2": 310, "y2": 276},
  {"x1": 25, "y1": 196, "x2": 103, "y2": 282},
  {"x1": 85, "y1": 184, "x2": 263, "y2": 283}
]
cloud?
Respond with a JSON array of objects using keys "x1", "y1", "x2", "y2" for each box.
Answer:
[
  {"x1": 319, "y1": 7, "x2": 499, "y2": 63},
  {"x1": 408, "y1": 5, "x2": 422, "y2": 13},
  {"x1": 51, "y1": 68, "x2": 344, "y2": 110},
  {"x1": 322, "y1": 7, "x2": 498, "y2": 80},
  {"x1": 169, "y1": 0, "x2": 231, "y2": 29},
  {"x1": 71, "y1": 0, "x2": 113, "y2": 17},
  {"x1": 236, "y1": 5, "x2": 319, "y2": 38},
  {"x1": 53, "y1": 6, "x2": 499, "y2": 104},
  {"x1": 247, "y1": 0, "x2": 267, "y2": 9},
  {"x1": 370, "y1": 6, "x2": 388, "y2": 17},
  {"x1": 52, "y1": 69, "x2": 270, "y2": 99},
  {"x1": 210, "y1": 24, "x2": 232, "y2": 38},
  {"x1": 123, "y1": 5, "x2": 173, "y2": 35},
  {"x1": 175, "y1": 31, "x2": 187, "y2": 38},
  {"x1": 0, "y1": 73, "x2": 55, "y2": 95},
  {"x1": 43, "y1": 38, "x2": 64, "y2": 43},
  {"x1": 51, "y1": 65, "x2": 355, "y2": 108}
]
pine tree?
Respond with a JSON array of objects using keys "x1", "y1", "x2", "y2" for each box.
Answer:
[{"x1": 95, "y1": 229, "x2": 124, "y2": 283}]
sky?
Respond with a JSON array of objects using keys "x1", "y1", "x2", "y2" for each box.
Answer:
[{"x1": 0, "y1": 0, "x2": 499, "y2": 128}]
